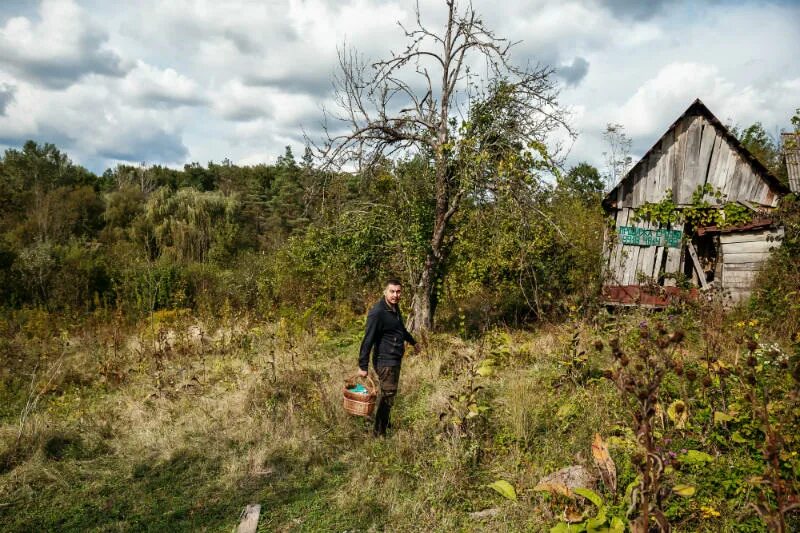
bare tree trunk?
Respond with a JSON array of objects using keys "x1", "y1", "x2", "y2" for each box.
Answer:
[
  {"x1": 409, "y1": 254, "x2": 435, "y2": 332},
  {"x1": 409, "y1": 147, "x2": 458, "y2": 331}
]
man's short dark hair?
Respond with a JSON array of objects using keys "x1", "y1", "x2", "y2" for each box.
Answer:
[{"x1": 385, "y1": 278, "x2": 402, "y2": 287}]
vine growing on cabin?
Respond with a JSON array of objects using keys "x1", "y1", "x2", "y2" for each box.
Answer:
[{"x1": 633, "y1": 184, "x2": 754, "y2": 229}]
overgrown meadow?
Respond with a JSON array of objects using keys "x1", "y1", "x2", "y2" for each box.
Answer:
[
  {"x1": 1, "y1": 300, "x2": 798, "y2": 531},
  {"x1": 0, "y1": 140, "x2": 798, "y2": 531}
]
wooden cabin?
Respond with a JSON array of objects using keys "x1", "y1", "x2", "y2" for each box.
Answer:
[{"x1": 602, "y1": 99, "x2": 789, "y2": 305}]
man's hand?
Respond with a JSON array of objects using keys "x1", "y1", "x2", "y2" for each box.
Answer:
[{"x1": 358, "y1": 369, "x2": 368, "y2": 378}]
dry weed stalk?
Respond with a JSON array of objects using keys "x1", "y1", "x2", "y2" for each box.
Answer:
[
  {"x1": 600, "y1": 320, "x2": 685, "y2": 532},
  {"x1": 737, "y1": 335, "x2": 800, "y2": 532},
  {"x1": 16, "y1": 335, "x2": 67, "y2": 445}
]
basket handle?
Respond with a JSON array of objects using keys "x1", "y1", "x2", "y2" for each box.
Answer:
[{"x1": 350, "y1": 373, "x2": 377, "y2": 394}]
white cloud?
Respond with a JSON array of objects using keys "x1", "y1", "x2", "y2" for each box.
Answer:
[
  {"x1": 213, "y1": 80, "x2": 274, "y2": 122},
  {"x1": 0, "y1": 0, "x2": 125, "y2": 89},
  {"x1": 561, "y1": 1, "x2": 800, "y2": 172},
  {"x1": 0, "y1": 0, "x2": 797, "y2": 175},
  {"x1": 617, "y1": 62, "x2": 727, "y2": 137},
  {"x1": 0, "y1": 74, "x2": 189, "y2": 167},
  {"x1": 121, "y1": 61, "x2": 206, "y2": 108}
]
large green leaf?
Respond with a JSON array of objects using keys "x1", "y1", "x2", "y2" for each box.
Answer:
[
  {"x1": 679, "y1": 450, "x2": 714, "y2": 465},
  {"x1": 574, "y1": 487, "x2": 603, "y2": 508},
  {"x1": 731, "y1": 431, "x2": 747, "y2": 444},
  {"x1": 487, "y1": 479, "x2": 517, "y2": 501},
  {"x1": 475, "y1": 365, "x2": 495, "y2": 377},
  {"x1": 556, "y1": 401, "x2": 578, "y2": 419},
  {"x1": 608, "y1": 517, "x2": 625, "y2": 532},
  {"x1": 585, "y1": 509, "x2": 607, "y2": 530},
  {"x1": 550, "y1": 523, "x2": 585, "y2": 533},
  {"x1": 666, "y1": 400, "x2": 688, "y2": 429}
]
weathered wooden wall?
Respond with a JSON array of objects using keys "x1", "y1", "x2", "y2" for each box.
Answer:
[
  {"x1": 606, "y1": 107, "x2": 781, "y2": 287},
  {"x1": 613, "y1": 113, "x2": 780, "y2": 210},
  {"x1": 720, "y1": 228, "x2": 784, "y2": 303},
  {"x1": 605, "y1": 207, "x2": 683, "y2": 286}
]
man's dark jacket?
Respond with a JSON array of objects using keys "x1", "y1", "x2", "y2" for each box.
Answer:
[{"x1": 359, "y1": 299, "x2": 416, "y2": 371}]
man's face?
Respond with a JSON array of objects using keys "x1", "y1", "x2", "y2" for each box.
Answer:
[{"x1": 384, "y1": 283, "x2": 402, "y2": 305}]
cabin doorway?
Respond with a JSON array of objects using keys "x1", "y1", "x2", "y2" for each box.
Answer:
[{"x1": 684, "y1": 231, "x2": 718, "y2": 287}]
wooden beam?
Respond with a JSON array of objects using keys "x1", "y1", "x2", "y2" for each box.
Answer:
[
  {"x1": 722, "y1": 252, "x2": 771, "y2": 264},
  {"x1": 686, "y1": 241, "x2": 709, "y2": 289},
  {"x1": 723, "y1": 262, "x2": 766, "y2": 271},
  {"x1": 723, "y1": 270, "x2": 759, "y2": 284},
  {"x1": 720, "y1": 228, "x2": 783, "y2": 244},
  {"x1": 237, "y1": 504, "x2": 261, "y2": 533},
  {"x1": 721, "y1": 240, "x2": 780, "y2": 254}
]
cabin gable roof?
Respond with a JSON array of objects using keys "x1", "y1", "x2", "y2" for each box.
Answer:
[{"x1": 603, "y1": 99, "x2": 789, "y2": 211}]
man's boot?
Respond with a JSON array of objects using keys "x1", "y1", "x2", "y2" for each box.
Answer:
[{"x1": 373, "y1": 400, "x2": 390, "y2": 436}]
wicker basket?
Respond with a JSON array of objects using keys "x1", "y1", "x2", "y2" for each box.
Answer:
[{"x1": 343, "y1": 374, "x2": 377, "y2": 417}]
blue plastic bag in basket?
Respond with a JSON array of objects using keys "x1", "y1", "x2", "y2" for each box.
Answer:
[{"x1": 348, "y1": 383, "x2": 368, "y2": 394}]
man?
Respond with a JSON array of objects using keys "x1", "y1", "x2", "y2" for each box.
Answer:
[{"x1": 358, "y1": 278, "x2": 417, "y2": 436}]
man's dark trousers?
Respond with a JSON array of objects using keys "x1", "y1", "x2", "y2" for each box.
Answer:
[{"x1": 374, "y1": 365, "x2": 400, "y2": 436}]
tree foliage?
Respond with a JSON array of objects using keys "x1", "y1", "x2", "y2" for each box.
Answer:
[
  {"x1": 320, "y1": 0, "x2": 571, "y2": 331},
  {"x1": 732, "y1": 121, "x2": 788, "y2": 185}
]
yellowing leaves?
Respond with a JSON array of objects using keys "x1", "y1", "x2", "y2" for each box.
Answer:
[
  {"x1": 672, "y1": 484, "x2": 696, "y2": 497},
  {"x1": 556, "y1": 401, "x2": 578, "y2": 420},
  {"x1": 534, "y1": 480, "x2": 573, "y2": 498},
  {"x1": 679, "y1": 450, "x2": 714, "y2": 465},
  {"x1": 667, "y1": 400, "x2": 688, "y2": 429},
  {"x1": 474, "y1": 358, "x2": 496, "y2": 377},
  {"x1": 731, "y1": 431, "x2": 748, "y2": 444},
  {"x1": 713, "y1": 411, "x2": 734, "y2": 424},
  {"x1": 591, "y1": 433, "x2": 617, "y2": 493},
  {"x1": 573, "y1": 487, "x2": 602, "y2": 507}
]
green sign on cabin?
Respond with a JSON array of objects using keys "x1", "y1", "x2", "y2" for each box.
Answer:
[{"x1": 619, "y1": 226, "x2": 682, "y2": 248}]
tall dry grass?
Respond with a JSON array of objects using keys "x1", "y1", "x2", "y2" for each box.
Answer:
[{"x1": 0, "y1": 311, "x2": 653, "y2": 531}]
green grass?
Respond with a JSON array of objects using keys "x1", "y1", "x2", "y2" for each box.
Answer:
[{"x1": 0, "y1": 310, "x2": 796, "y2": 531}]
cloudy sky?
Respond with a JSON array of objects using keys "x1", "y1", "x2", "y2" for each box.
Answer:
[{"x1": 0, "y1": 0, "x2": 798, "y2": 174}]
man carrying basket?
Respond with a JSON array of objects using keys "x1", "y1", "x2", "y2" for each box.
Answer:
[{"x1": 358, "y1": 278, "x2": 418, "y2": 436}]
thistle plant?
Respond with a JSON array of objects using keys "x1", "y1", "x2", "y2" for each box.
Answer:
[
  {"x1": 598, "y1": 320, "x2": 685, "y2": 532},
  {"x1": 736, "y1": 334, "x2": 800, "y2": 532}
]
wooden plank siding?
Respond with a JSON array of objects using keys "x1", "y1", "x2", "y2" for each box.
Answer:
[
  {"x1": 607, "y1": 208, "x2": 630, "y2": 284},
  {"x1": 635, "y1": 220, "x2": 657, "y2": 281},
  {"x1": 697, "y1": 121, "x2": 717, "y2": 187},
  {"x1": 672, "y1": 118, "x2": 690, "y2": 203},
  {"x1": 784, "y1": 132, "x2": 800, "y2": 193},
  {"x1": 722, "y1": 252, "x2": 771, "y2": 264},
  {"x1": 723, "y1": 262, "x2": 768, "y2": 272},
  {"x1": 720, "y1": 240, "x2": 780, "y2": 254},
  {"x1": 719, "y1": 227, "x2": 784, "y2": 303},
  {"x1": 611, "y1": 113, "x2": 778, "y2": 212},
  {"x1": 662, "y1": 222, "x2": 684, "y2": 287},
  {"x1": 719, "y1": 229, "x2": 783, "y2": 244},
  {"x1": 707, "y1": 133, "x2": 732, "y2": 194},
  {"x1": 679, "y1": 116, "x2": 703, "y2": 203}
]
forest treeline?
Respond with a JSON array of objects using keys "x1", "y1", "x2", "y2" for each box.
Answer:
[
  {"x1": 0, "y1": 112, "x2": 795, "y2": 332},
  {"x1": 0, "y1": 140, "x2": 607, "y2": 329}
]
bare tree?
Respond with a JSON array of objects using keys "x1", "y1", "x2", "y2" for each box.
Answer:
[
  {"x1": 319, "y1": 0, "x2": 571, "y2": 332},
  {"x1": 602, "y1": 122, "x2": 633, "y2": 190}
]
